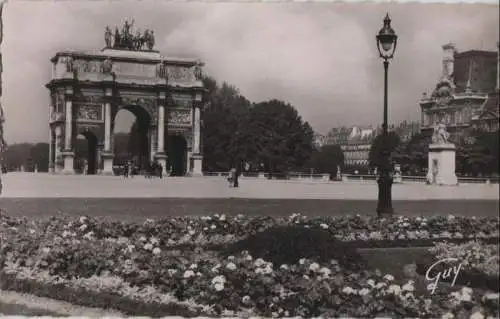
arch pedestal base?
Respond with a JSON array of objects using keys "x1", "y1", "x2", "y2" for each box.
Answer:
[
  {"x1": 191, "y1": 154, "x2": 203, "y2": 176},
  {"x1": 61, "y1": 151, "x2": 75, "y2": 174},
  {"x1": 154, "y1": 153, "x2": 168, "y2": 176},
  {"x1": 101, "y1": 152, "x2": 114, "y2": 175}
]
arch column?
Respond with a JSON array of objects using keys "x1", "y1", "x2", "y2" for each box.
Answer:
[
  {"x1": 154, "y1": 92, "x2": 168, "y2": 175},
  {"x1": 191, "y1": 93, "x2": 203, "y2": 176},
  {"x1": 61, "y1": 87, "x2": 75, "y2": 174},
  {"x1": 101, "y1": 87, "x2": 114, "y2": 175}
]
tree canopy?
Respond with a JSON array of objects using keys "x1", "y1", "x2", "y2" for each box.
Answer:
[{"x1": 368, "y1": 131, "x2": 401, "y2": 169}]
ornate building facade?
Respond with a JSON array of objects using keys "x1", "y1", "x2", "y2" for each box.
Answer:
[
  {"x1": 325, "y1": 122, "x2": 420, "y2": 171},
  {"x1": 47, "y1": 23, "x2": 205, "y2": 176},
  {"x1": 419, "y1": 43, "x2": 499, "y2": 143}
]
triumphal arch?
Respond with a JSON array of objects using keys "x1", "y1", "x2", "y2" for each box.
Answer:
[{"x1": 47, "y1": 22, "x2": 204, "y2": 176}]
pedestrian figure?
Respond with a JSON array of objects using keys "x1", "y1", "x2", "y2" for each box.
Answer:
[
  {"x1": 128, "y1": 160, "x2": 134, "y2": 178},
  {"x1": 157, "y1": 161, "x2": 163, "y2": 179},
  {"x1": 123, "y1": 162, "x2": 129, "y2": 178},
  {"x1": 232, "y1": 167, "x2": 240, "y2": 188},
  {"x1": 227, "y1": 168, "x2": 235, "y2": 187}
]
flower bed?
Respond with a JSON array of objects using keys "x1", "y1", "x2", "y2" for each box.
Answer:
[
  {"x1": 415, "y1": 241, "x2": 500, "y2": 292},
  {"x1": 1, "y1": 212, "x2": 499, "y2": 317}
]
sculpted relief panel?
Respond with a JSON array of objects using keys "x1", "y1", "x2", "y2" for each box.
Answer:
[
  {"x1": 157, "y1": 65, "x2": 196, "y2": 83},
  {"x1": 168, "y1": 109, "x2": 191, "y2": 126},
  {"x1": 76, "y1": 104, "x2": 103, "y2": 121}
]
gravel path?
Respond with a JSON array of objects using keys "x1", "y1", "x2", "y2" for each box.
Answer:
[{"x1": 2, "y1": 173, "x2": 499, "y2": 200}]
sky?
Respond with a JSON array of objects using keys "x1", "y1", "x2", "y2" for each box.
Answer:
[{"x1": 1, "y1": 1, "x2": 499, "y2": 144}]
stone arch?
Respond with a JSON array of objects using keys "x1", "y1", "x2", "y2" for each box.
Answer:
[
  {"x1": 167, "y1": 133, "x2": 188, "y2": 176},
  {"x1": 74, "y1": 130, "x2": 98, "y2": 175},
  {"x1": 113, "y1": 104, "x2": 153, "y2": 171}
]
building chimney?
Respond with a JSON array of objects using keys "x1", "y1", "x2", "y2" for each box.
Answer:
[{"x1": 442, "y1": 43, "x2": 457, "y2": 80}]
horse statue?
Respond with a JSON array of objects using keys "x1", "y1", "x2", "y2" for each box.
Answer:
[{"x1": 432, "y1": 120, "x2": 450, "y2": 145}]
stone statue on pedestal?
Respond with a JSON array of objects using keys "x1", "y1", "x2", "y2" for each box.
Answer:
[
  {"x1": 104, "y1": 26, "x2": 112, "y2": 48},
  {"x1": 432, "y1": 120, "x2": 450, "y2": 145},
  {"x1": 108, "y1": 22, "x2": 156, "y2": 51}
]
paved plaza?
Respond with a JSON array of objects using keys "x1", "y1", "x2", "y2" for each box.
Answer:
[{"x1": 2, "y1": 172, "x2": 499, "y2": 200}]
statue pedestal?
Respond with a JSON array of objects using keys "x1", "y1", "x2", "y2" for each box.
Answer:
[
  {"x1": 427, "y1": 143, "x2": 458, "y2": 186},
  {"x1": 61, "y1": 151, "x2": 75, "y2": 174}
]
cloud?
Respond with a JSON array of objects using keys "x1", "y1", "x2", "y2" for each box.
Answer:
[{"x1": 1, "y1": 2, "x2": 498, "y2": 143}]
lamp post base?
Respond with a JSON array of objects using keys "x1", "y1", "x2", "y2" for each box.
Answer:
[{"x1": 376, "y1": 172, "x2": 394, "y2": 218}]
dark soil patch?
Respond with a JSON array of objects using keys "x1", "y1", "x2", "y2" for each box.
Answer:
[{"x1": 223, "y1": 225, "x2": 367, "y2": 270}]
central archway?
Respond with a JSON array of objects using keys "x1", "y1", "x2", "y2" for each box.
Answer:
[
  {"x1": 74, "y1": 132, "x2": 98, "y2": 175},
  {"x1": 113, "y1": 105, "x2": 152, "y2": 172},
  {"x1": 167, "y1": 134, "x2": 187, "y2": 176}
]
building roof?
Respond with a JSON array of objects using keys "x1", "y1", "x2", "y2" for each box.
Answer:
[{"x1": 51, "y1": 48, "x2": 202, "y2": 66}]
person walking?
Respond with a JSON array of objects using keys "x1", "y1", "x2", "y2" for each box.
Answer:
[{"x1": 233, "y1": 167, "x2": 240, "y2": 188}]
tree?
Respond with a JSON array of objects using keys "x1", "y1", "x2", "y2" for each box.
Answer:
[
  {"x1": 465, "y1": 129, "x2": 499, "y2": 177},
  {"x1": 399, "y1": 132, "x2": 429, "y2": 175},
  {"x1": 306, "y1": 144, "x2": 344, "y2": 179},
  {"x1": 244, "y1": 99, "x2": 314, "y2": 174},
  {"x1": 29, "y1": 143, "x2": 49, "y2": 172},
  {"x1": 368, "y1": 131, "x2": 401, "y2": 169},
  {"x1": 201, "y1": 76, "x2": 251, "y2": 172}
]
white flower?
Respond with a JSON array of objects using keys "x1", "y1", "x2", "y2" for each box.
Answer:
[
  {"x1": 62, "y1": 230, "x2": 71, "y2": 238},
  {"x1": 144, "y1": 243, "x2": 153, "y2": 251},
  {"x1": 79, "y1": 216, "x2": 87, "y2": 224},
  {"x1": 211, "y1": 264, "x2": 221, "y2": 273},
  {"x1": 150, "y1": 237, "x2": 159, "y2": 245},
  {"x1": 367, "y1": 279, "x2": 376, "y2": 287},
  {"x1": 320, "y1": 267, "x2": 331, "y2": 277},
  {"x1": 183, "y1": 270, "x2": 196, "y2": 278},
  {"x1": 447, "y1": 214, "x2": 455, "y2": 220},
  {"x1": 29, "y1": 229, "x2": 36, "y2": 234},
  {"x1": 461, "y1": 287, "x2": 472, "y2": 295},
  {"x1": 280, "y1": 264, "x2": 289, "y2": 270},
  {"x1": 483, "y1": 292, "x2": 500, "y2": 300},
  {"x1": 210, "y1": 224, "x2": 216, "y2": 229},
  {"x1": 219, "y1": 214, "x2": 226, "y2": 221},
  {"x1": 227, "y1": 255, "x2": 235, "y2": 260},
  {"x1": 376, "y1": 282, "x2": 386, "y2": 289},
  {"x1": 254, "y1": 258, "x2": 266, "y2": 267},
  {"x1": 299, "y1": 258, "x2": 306, "y2": 265},
  {"x1": 188, "y1": 230, "x2": 195, "y2": 236},
  {"x1": 261, "y1": 265, "x2": 273, "y2": 274},
  {"x1": 342, "y1": 286, "x2": 355, "y2": 295},
  {"x1": 79, "y1": 224, "x2": 87, "y2": 231},
  {"x1": 303, "y1": 275, "x2": 310, "y2": 280},
  {"x1": 83, "y1": 231, "x2": 94, "y2": 239},
  {"x1": 242, "y1": 295, "x2": 251, "y2": 304},
  {"x1": 152, "y1": 247, "x2": 161, "y2": 255},
  {"x1": 190, "y1": 263, "x2": 198, "y2": 269},
  {"x1": 212, "y1": 275, "x2": 226, "y2": 284},
  {"x1": 383, "y1": 274, "x2": 395, "y2": 281},
  {"x1": 402, "y1": 280, "x2": 415, "y2": 292},
  {"x1": 309, "y1": 262, "x2": 320, "y2": 272},
  {"x1": 42, "y1": 247, "x2": 50, "y2": 254},
  {"x1": 470, "y1": 312, "x2": 485, "y2": 319},
  {"x1": 226, "y1": 262, "x2": 237, "y2": 270},
  {"x1": 127, "y1": 244, "x2": 135, "y2": 252},
  {"x1": 167, "y1": 269, "x2": 177, "y2": 276},
  {"x1": 359, "y1": 288, "x2": 370, "y2": 296},
  {"x1": 214, "y1": 282, "x2": 224, "y2": 291},
  {"x1": 441, "y1": 312, "x2": 454, "y2": 319},
  {"x1": 388, "y1": 284, "x2": 401, "y2": 295},
  {"x1": 460, "y1": 293, "x2": 472, "y2": 302},
  {"x1": 320, "y1": 223, "x2": 329, "y2": 229},
  {"x1": 139, "y1": 236, "x2": 147, "y2": 242}
]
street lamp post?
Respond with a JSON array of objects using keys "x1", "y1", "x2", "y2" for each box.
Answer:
[{"x1": 376, "y1": 13, "x2": 398, "y2": 217}]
